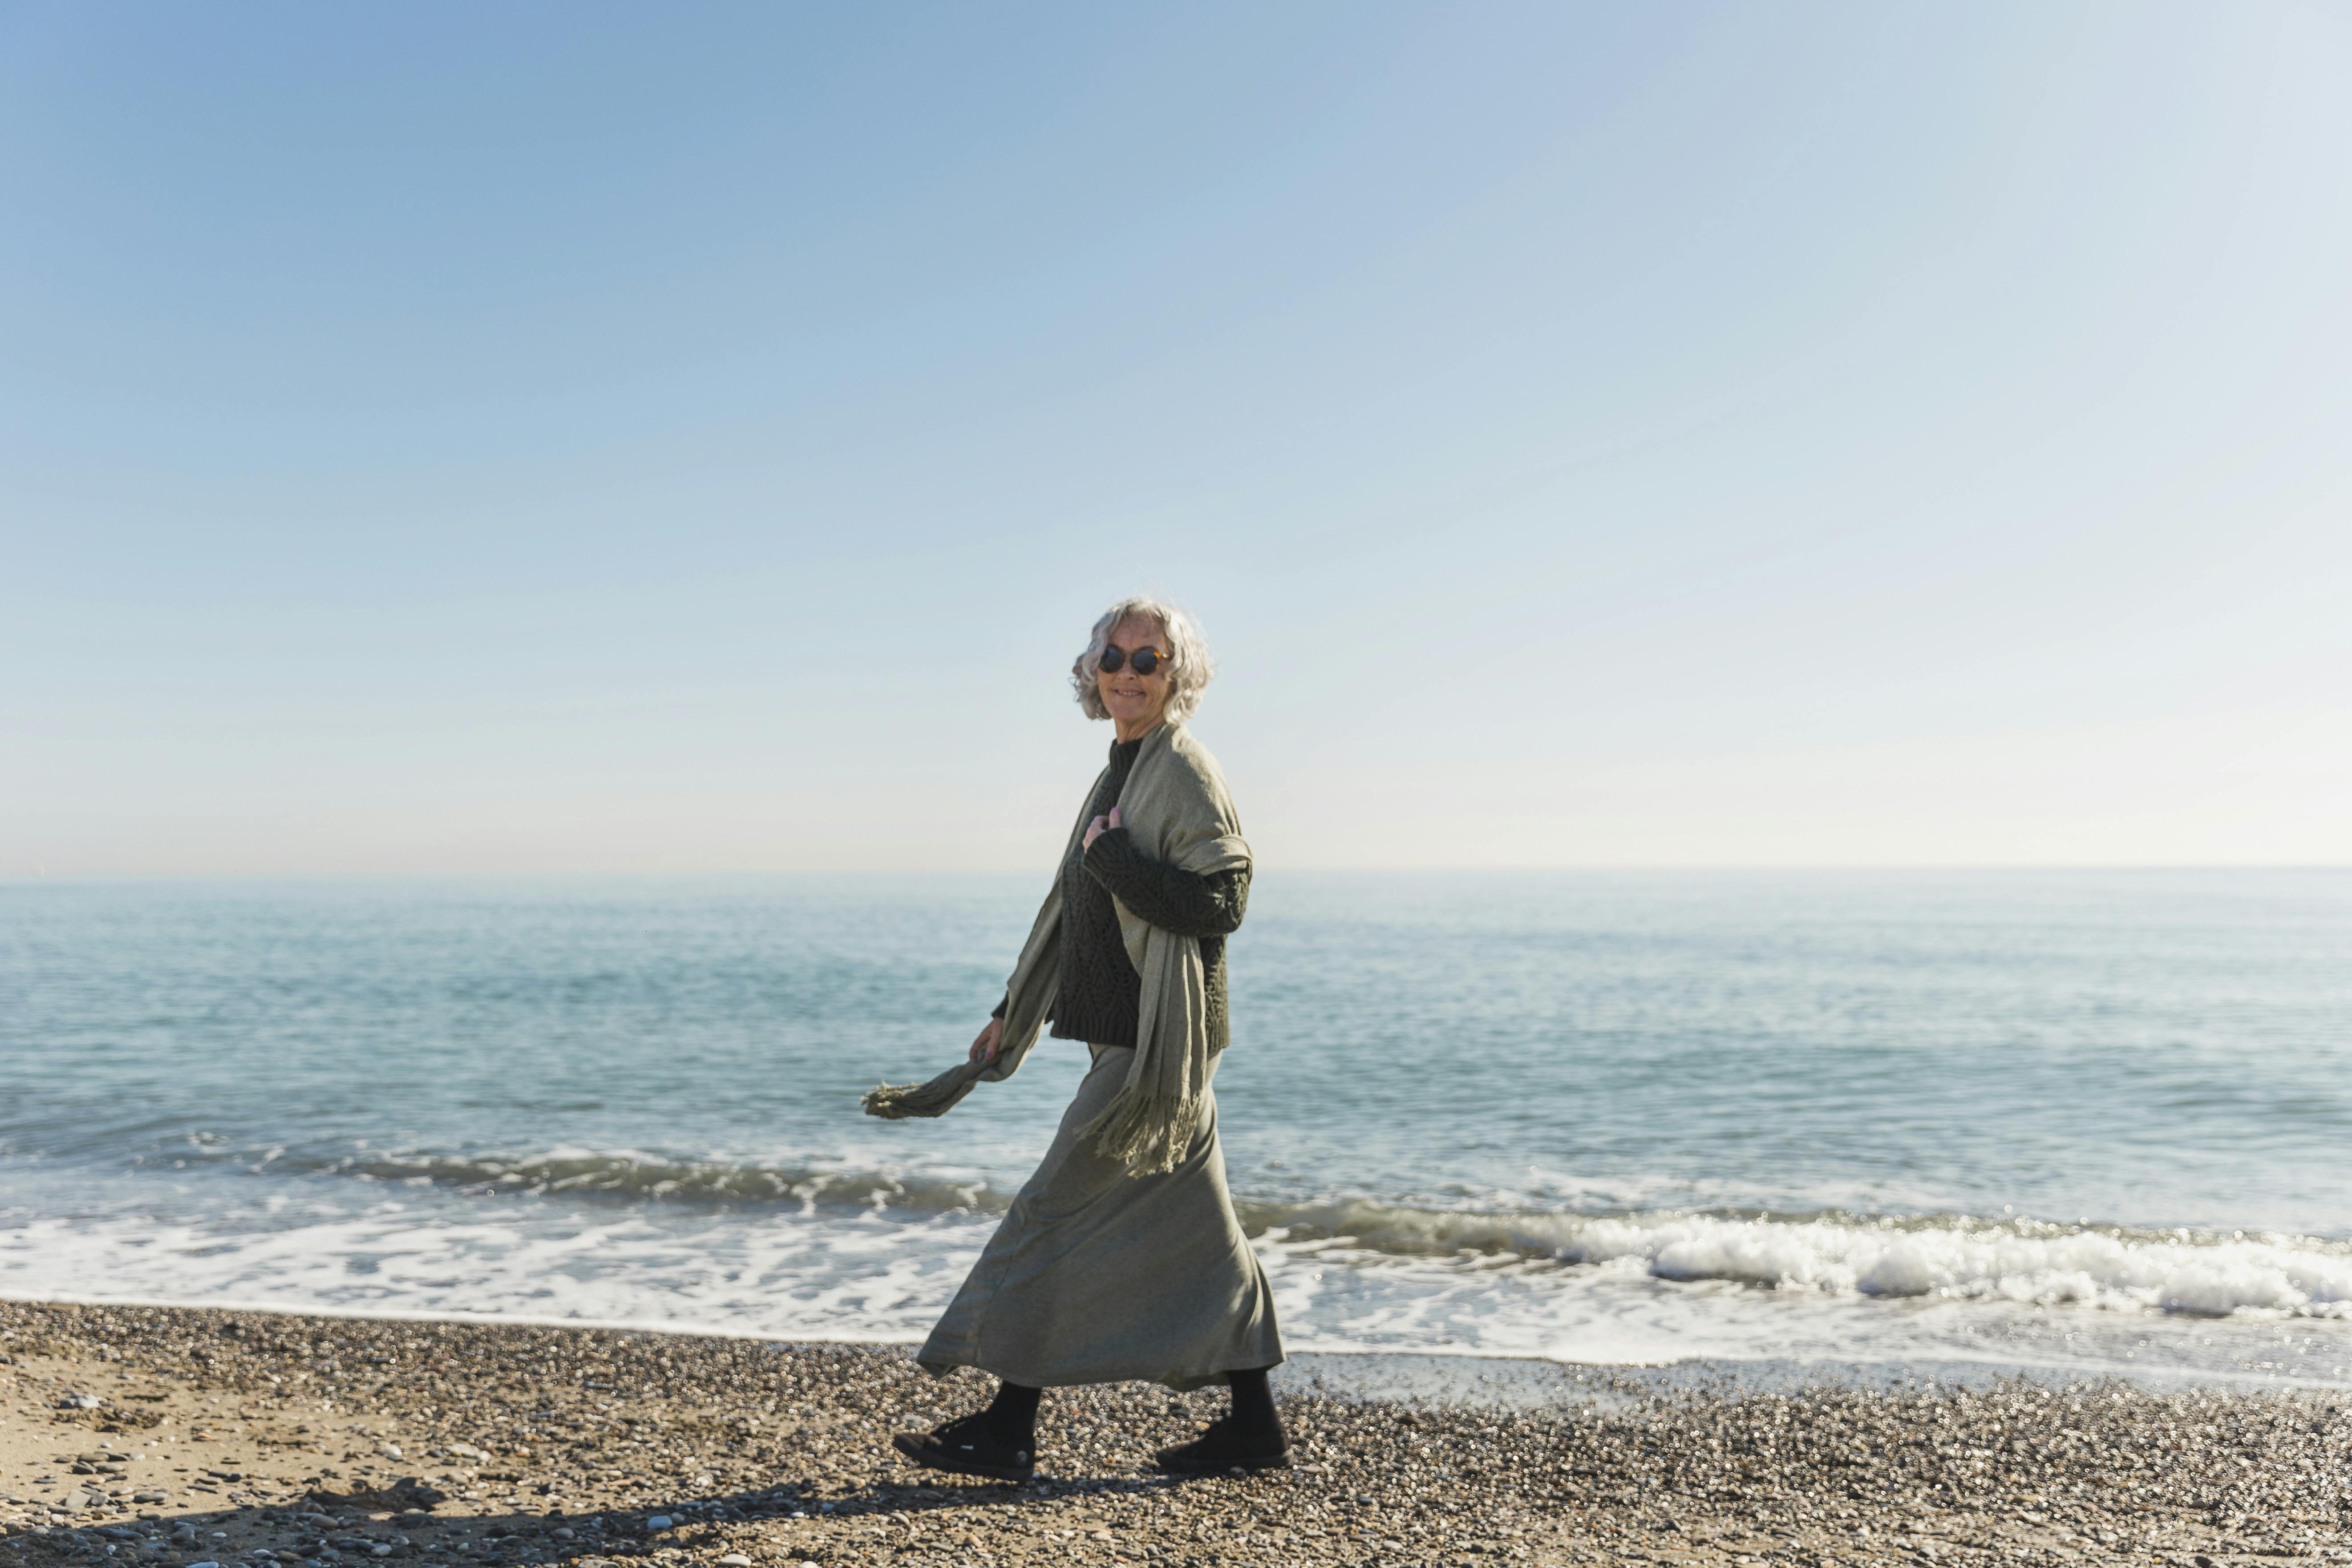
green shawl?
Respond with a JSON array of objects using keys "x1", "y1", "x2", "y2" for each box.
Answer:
[{"x1": 862, "y1": 721, "x2": 1250, "y2": 1176}]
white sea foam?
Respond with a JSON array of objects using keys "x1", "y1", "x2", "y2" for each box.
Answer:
[
  {"x1": 184, "y1": 1142, "x2": 2352, "y2": 1324},
  {"x1": 1247, "y1": 1198, "x2": 2352, "y2": 1320},
  {"x1": 9, "y1": 1186, "x2": 2352, "y2": 1386},
  {"x1": 0, "y1": 1204, "x2": 989, "y2": 1345},
  {"x1": 10, "y1": 1143, "x2": 2352, "y2": 1390}
]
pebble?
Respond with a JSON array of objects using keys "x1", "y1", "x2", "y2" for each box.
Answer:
[{"x1": 3, "y1": 1298, "x2": 2344, "y2": 1568}]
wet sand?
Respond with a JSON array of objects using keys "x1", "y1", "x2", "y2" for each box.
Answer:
[{"x1": 2, "y1": 1301, "x2": 2343, "y2": 1567}]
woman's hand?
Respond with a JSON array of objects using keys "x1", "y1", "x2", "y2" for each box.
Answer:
[
  {"x1": 1082, "y1": 804, "x2": 1124, "y2": 851},
  {"x1": 968, "y1": 1016, "x2": 1004, "y2": 1065}
]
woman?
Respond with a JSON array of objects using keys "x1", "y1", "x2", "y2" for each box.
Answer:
[{"x1": 863, "y1": 594, "x2": 1284, "y2": 1482}]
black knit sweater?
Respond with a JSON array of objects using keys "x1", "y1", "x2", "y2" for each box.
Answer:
[{"x1": 997, "y1": 734, "x2": 1248, "y2": 1050}]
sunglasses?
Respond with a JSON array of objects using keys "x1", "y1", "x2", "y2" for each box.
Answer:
[{"x1": 1097, "y1": 645, "x2": 1167, "y2": 676}]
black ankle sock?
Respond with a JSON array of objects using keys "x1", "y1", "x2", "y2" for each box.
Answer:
[
  {"x1": 1227, "y1": 1366, "x2": 1281, "y2": 1439},
  {"x1": 983, "y1": 1379, "x2": 1041, "y2": 1443}
]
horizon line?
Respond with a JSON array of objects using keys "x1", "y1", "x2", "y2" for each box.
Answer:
[{"x1": 5, "y1": 863, "x2": 2348, "y2": 883}]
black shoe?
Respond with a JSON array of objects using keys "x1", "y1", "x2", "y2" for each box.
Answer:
[
  {"x1": 890, "y1": 1412, "x2": 1036, "y2": 1483},
  {"x1": 1152, "y1": 1413, "x2": 1289, "y2": 1475}
]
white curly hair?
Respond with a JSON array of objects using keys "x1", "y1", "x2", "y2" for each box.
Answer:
[{"x1": 1070, "y1": 595, "x2": 1215, "y2": 724}]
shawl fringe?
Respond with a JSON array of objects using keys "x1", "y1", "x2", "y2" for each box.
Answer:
[
  {"x1": 1077, "y1": 1090, "x2": 1206, "y2": 1176},
  {"x1": 860, "y1": 1063, "x2": 984, "y2": 1120}
]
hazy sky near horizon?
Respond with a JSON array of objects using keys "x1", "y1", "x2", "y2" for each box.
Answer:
[{"x1": 6, "y1": 3, "x2": 2349, "y2": 875}]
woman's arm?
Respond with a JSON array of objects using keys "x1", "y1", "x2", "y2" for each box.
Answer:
[{"x1": 1082, "y1": 828, "x2": 1249, "y2": 937}]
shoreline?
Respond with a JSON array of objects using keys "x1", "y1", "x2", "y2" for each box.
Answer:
[
  {"x1": 3, "y1": 1300, "x2": 2344, "y2": 1568},
  {"x1": 12, "y1": 1295, "x2": 2347, "y2": 1403}
]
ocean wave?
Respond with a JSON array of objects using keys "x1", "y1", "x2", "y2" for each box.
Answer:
[
  {"x1": 1245, "y1": 1197, "x2": 2352, "y2": 1320},
  {"x1": 268, "y1": 1147, "x2": 1009, "y2": 1218},
  {"x1": 186, "y1": 1140, "x2": 2352, "y2": 1322}
]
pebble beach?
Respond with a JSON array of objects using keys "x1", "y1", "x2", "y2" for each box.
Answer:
[{"x1": 1, "y1": 1302, "x2": 2343, "y2": 1568}]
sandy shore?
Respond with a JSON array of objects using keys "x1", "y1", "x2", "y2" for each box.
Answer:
[{"x1": 1, "y1": 1301, "x2": 2343, "y2": 1568}]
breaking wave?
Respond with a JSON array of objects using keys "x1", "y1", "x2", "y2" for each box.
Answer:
[
  {"x1": 228, "y1": 1144, "x2": 1012, "y2": 1217},
  {"x1": 193, "y1": 1139, "x2": 2352, "y2": 1323},
  {"x1": 1246, "y1": 1197, "x2": 2352, "y2": 1320},
  {"x1": 138, "y1": 1133, "x2": 2352, "y2": 1335}
]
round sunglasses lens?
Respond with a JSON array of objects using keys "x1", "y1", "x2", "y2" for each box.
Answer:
[
  {"x1": 1130, "y1": 649, "x2": 1160, "y2": 675},
  {"x1": 1098, "y1": 648, "x2": 1124, "y2": 673}
]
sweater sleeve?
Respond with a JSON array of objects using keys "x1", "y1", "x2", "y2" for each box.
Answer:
[{"x1": 1081, "y1": 828, "x2": 1249, "y2": 938}]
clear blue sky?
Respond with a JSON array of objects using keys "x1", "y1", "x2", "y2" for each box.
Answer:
[{"x1": 6, "y1": 3, "x2": 2348, "y2": 874}]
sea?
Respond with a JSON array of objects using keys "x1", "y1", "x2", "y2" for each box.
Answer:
[{"x1": 5, "y1": 871, "x2": 2349, "y2": 1391}]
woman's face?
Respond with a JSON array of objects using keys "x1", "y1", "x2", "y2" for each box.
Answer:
[{"x1": 1095, "y1": 614, "x2": 1172, "y2": 738}]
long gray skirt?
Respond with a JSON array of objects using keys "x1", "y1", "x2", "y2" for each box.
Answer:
[{"x1": 917, "y1": 1043, "x2": 1283, "y2": 1391}]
